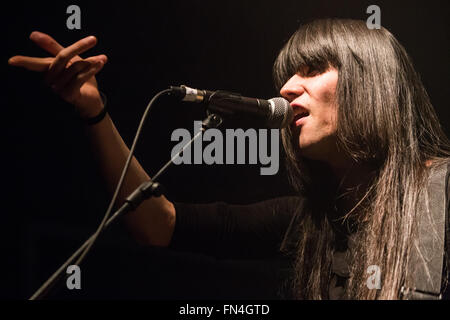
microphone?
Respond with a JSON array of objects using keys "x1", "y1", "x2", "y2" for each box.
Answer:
[{"x1": 169, "y1": 85, "x2": 293, "y2": 128}]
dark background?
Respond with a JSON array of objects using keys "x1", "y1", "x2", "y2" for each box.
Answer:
[{"x1": 2, "y1": 0, "x2": 449, "y2": 299}]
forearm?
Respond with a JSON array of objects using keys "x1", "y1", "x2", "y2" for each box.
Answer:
[
  {"x1": 9, "y1": 32, "x2": 175, "y2": 247},
  {"x1": 85, "y1": 114, "x2": 175, "y2": 247}
]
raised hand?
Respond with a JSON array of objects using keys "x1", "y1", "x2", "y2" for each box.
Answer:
[{"x1": 8, "y1": 31, "x2": 108, "y2": 119}]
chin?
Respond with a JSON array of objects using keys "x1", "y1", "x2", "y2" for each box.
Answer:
[
  {"x1": 298, "y1": 147, "x2": 325, "y2": 162},
  {"x1": 297, "y1": 137, "x2": 336, "y2": 162}
]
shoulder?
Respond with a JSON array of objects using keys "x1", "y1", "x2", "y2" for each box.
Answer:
[
  {"x1": 174, "y1": 195, "x2": 304, "y2": 215},
  {"x1": 422, "y1": 158, "x2": 450, "y2": 221},
  {"x1": 243, "y1": 196, "x2": 305, "y2": 215},
  {"x1": 424, "y1": 158, "x2": 450, "y2": 190},
  {"x1": 425, "y1": 158, "x2": 450, "y2": 172},
  {"x1": 172, "y1": 195, "x2": 305, "y2": 234}
]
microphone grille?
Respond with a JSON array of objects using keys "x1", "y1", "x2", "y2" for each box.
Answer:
[{"x1": 268, "y1": 97, "x2": 293, "y2": 128}]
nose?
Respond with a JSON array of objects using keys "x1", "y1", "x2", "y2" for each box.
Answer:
[{"x1": 280, "y1": 74, "x2": 305, "y2": 102}]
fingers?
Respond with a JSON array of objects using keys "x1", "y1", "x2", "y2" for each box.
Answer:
[
  {"x1": 29, "y1": 31, "x2": 64, "y2": 56},
  {"x1": 9, "y1": 32, "x2": 108, "y2": 107},
  {"x1": 46, "y1": 35, "x2": 98, "y2": 84},
  {"x1": 52, "y1": 55, "x2": 107, "y2": 93},
  {"x1": 60, "y1": 61, "x2": 105, "y2": 103},
  {"x1": 9, "y1": 32, "x2": 98, "y2": 75},
  {"x1": 29, "y1": 31, "x2": 94, "y2": 64},
  {"x1": 51, "y1": 60, "x2": 91, "y2": 93},
  {"x1": 8, "y1": 56, "x2": 54, "y2": 72}
]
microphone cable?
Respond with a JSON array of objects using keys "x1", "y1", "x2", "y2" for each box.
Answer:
[{"x1": 30, "y1": 88, "x2": 172, "y2": 300}]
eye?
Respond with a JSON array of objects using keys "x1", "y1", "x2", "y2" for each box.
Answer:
[
  {"x1": 298, "y1": 66, "x2": 321, "y2": 77},
  {"x1": 306, "y1": 69, "x2": 320, "y2": 77}
]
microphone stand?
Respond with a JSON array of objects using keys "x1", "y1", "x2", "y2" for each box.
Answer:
[{"x1": 30, "y1": 112, "x2": 223, "y2": 300}]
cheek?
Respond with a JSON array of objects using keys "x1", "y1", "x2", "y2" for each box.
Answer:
[
  {"x1": 325, "y1": 106, "x2": 338, "y2": 132},
  {"x1": 316, "y1": 88, "x2": 338, "y2": 134},
  {"x1": 313, "y1": 101, "x2": 338, "y2": 136},
  {"x1": 315, "y1": 70, "x2": 338, "y2": 107}
]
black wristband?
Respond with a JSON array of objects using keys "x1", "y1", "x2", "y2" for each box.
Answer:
[{"x1": 85, "y1": 92, "x2": 108, "y2": 126}]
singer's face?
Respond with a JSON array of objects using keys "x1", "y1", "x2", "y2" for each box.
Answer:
[{"x1": 280, "y1": 66, "x2": 340, "y2": 163}]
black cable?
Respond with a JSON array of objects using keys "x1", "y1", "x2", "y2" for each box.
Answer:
[
  {"x1": 29, "y1": 88, "x2": 171, "y2": 300},
  {"x1": 74, "y1": 89, "x2": 172, "y2": 265}
]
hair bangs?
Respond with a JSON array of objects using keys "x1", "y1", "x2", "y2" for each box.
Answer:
[{"x1": 273, "y1": 20, "x2": 341, "y2": 91}]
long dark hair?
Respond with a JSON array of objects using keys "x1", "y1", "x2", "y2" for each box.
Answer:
[{"x1": 273, "y1": 18, "x2": 450, "y2": 299}]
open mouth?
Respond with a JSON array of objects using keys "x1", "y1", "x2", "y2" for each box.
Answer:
[{"x1": 292, "y1": 111, "x2": 310, "y2": 127}]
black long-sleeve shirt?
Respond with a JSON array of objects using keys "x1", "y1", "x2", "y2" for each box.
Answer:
[
  {"x1": 169, "y1": 196, "x2": 304, "y2": 299},
  {"x1": 170, "y1": 196, "x2": 304, "y2": 259},
  {"x1": 168, "y1": 161, "x2": 450, "y2": 299}
]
